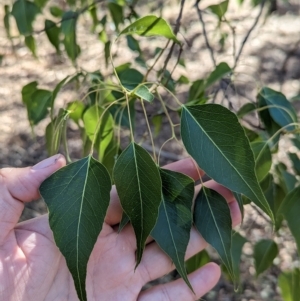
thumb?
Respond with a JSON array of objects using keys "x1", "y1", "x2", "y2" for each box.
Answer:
[{"x1": 1, "y1": 154, "x2": 66, "y2": 202}]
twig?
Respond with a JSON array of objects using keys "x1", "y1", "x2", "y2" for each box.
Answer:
[
  {"x1": 234, "y1": 0, "x2": 266, "y2": 69},
  {"x1": 194, "y1": 0, "x2": 216, "y2": 67},
  {"x1": 158, "y1": 0, "x2": 186, "y2": 82},
  {"x1": 142, "y1": 143, "x2": 184, "y2": 161}
]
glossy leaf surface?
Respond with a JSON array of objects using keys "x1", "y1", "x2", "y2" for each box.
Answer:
[
  {"x1": 181, "y1": 104, "x2": 273, "y2": 221},
  {"x1": 151, "y1": 168, "x2": 194, "y2": 290},
  {"x1": 40, "y1": 156, "x2": 112, "y2": 301},
  {"x1": 194, "y1": 187, "x2": 234, "y2": 279},
  {"x1": 254, "y1": 239, "x2": 278, "y2": 276},
  {"x1": 119, "y1": 15, "x2": 180, "y2": 44},
  {"x1": 113, "y1": 142, "x2": 162, "y2": 265}
]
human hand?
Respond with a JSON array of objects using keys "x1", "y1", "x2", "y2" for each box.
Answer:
[{"x1": 0, "y1": 154, "x2": 241, "y2": 301}]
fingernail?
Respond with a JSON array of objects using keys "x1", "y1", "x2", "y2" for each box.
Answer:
[{"x1": 32, "y1": 154, "x2": 63, "y2": 170}]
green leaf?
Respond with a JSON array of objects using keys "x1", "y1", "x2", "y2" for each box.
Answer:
[
  {"x1": 45, "y1": 108, "x2": 67, "y2": 156},
  {"x1": 52, "y1": 76, "x2": 71, "y2": 110},
  {"x1": 185, "y1": 250, "x2": 210, "y2": 274},
  {"x1": 237, "y1": 103, "x2": 256, "y2": 118},
  {"x1": 119, "y1": 15, "x2": 180, "y2": 44},
  {"x1": 101, "y1": 137, "x2": 121, "y2": 177},
  {"x1": 118, "y1": 211, "x2": 130, "y2": 233},
  {"x1": 61, "y1": 11, "x2": 80, "y2": 63},
  {"x1": 109, "y1": 100, "x2": 136, "y2": 130},
  {"x1": 113, "y1": 142, "x2": 162, "y2": 265},
  {"x1": 279, "y1": 268, "x2": 300, "y2": 301},
  {"x1": 34, "y1": 0, "x2": 48, "y2": 8},
  {"x1": 251, "y1": 141, "x2": 272, "y2": 182},
  {"x1": 4, "y1": 5, "x2": 11, "y2": 38},
  {"x1": 289, "y1": 153, "x2": 300, "y2": 176},
  {"x1": 194, "y1": 187, "x2": 234, "y2": 280},
  {"x1": 279, "y1": 187, "x2": 300, "y2": 256},
  {"x1": 50, "y1": 6, "x2": 63, "y2": 18},
  {"x1": 40, "y1": 156, "x2": 112, "y2": 301},
  {"x1": 231, "y1": 232, "x2": 247, "y2": 283},
  {"x1": 254, "y1": 239, "x2": 278, "y2": 276},
  {"x1": 276, "y1": 163, "x2": 297, "y2": 193},
  {"x1": 83, "y1": 105, "x2": 114, "y2": 161},
  {"x1": 258, "y1": 87, "x2": 298, "y2": 131},
  {"x1": 118, "y1": 68, "x2": 154, "y2": 101},
  {"x1": 67, "y1": 101, "x2": 85, "y2": 124},
  {"x1": 181, "y1": 104, "x2": 274, "y2": 221},
  {"x1": 24, "y1": 35, "x2": 37, "y2": 57},
  {"x1": 187, "y1": 79, "x2": 205, "y2": 102},
  {"x1": 23, "y1": 88, "x2": 52, "y2": 125},
  {"x1": 45, "y1": 19, "x2": 61, "y2": 53},
  {"x1": 152, "y1": 114, "x2": 162, "y2": 137},
  {"x1": 205, "y1": 62, "x2": 231, "y2": 89},
  {"x1": 178, "y1": 75, "x2": 189, "y2": 85},
  {"x1": 104, "y1": 41, "x2": 111, "y2": 67},
  {"x1": 159, "y1": 69, "x2": 176, "y2": 93},
  {"x1": 108, "y1": 2, "x2": 123, "y2": 31},
  {"x1": 207, "y1": 0, "x2": 229, "y2": 20},
  {"x1": 126, "y1": 35, "x2": 141, "y2": 53},
  {"x1": 151, "y1": 169, "x2": 195, "y2": 291},
  {"x1": 22, "y1": 81, "x2": 38, "y2": 105},
  {"x1": 233, "y1": 192, "x2": 244, "y2": 220},
  {"x1": 11, "y1": 0, "x2": 40, "y2": 35}
]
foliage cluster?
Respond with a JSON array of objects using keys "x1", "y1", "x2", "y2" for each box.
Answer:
[{"x1": 2, "y1": 0, "x2": 300, "y2": 300}]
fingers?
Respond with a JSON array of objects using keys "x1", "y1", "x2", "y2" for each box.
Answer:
[
  {"x1": 0, "y1": 154, "x2": 66, "y2": 245},
  {"x1": 138, "y1": 262, "x2": 221, "y2": 301},
  {"x1": 1, "y1": 154, "x2": 66, "y2": 202},
  {"x1": 105, "y1": 158, "x2": 205, "y2": 226}
]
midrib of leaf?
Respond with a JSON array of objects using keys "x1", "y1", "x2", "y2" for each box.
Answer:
[
  {"x1": 133, "y1": 145, "x2": 143, "y2": 253},
  {"x1": 76, "y1": 157, "x2": 90, "y2": 301},
  {"x1": 203, "y1": 188, "x2": 233, "y2": 278},
  {"x1": 183, "y1": 106, "x2": 268, "y2": 213},
  {"x1": 162, "y1": 199, "x2": 181, "y2": 269}
]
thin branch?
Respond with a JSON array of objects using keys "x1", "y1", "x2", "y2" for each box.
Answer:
[
  {"x1": 194, "y1": 0, "x2": 216, "y2": 67},
  {"x1": 234, "y1": 0, "x2": 266, "y2": 69},
  {"x1": 159, "y1": 0, "x2": 186, "y2": 81}
]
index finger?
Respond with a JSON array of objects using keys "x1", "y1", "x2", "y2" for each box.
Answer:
[{"x1": 105, "y1": 158, "x2": 204, "y2": 226}]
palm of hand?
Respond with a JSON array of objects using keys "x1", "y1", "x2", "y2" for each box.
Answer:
[{"x1": 0, "y1": 155, "x2": 240, "y2": 301}]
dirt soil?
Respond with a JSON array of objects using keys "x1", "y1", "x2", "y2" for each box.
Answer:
[{"x1": 1, "y1": 0, "x2": 300, "y2": 300}]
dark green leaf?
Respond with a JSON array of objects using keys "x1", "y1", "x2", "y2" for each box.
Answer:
[
  {"x1": 109, "y1": 100, "x2": 135, "y2": 130},
  {"x1": 108, "y1": 2, "x2": 123, "y2": 31},
  {"x1": 254, "y1": 239, "x2": 278, "y2": 276},
  {"x1": 251, "y1": 141, "x2": 272, "y2": 182},
  {"x1": 231, "y1": 232, "x2": 247, "y2": 283},
  {"x1": 135, "y1": 85, "x2": 154, "y2": 102},
  {"x1": 181, "y1": 104, "x2": 274, "y2": 221},
  {"x1": 177, "y1": 75, "x2": 189, "y2": 85},
  {"x1": 4, "y1": 5, "x2": 11, "y2": 38},
  {"x1": 159, "y1": 69, "x2": 176, "y2": 93},
  {"x1": 115, "y1": 62, "x2": 131, "y2": 75},
  {"x1": 23, "y1": 89, "x2": 52, "y2": 125},
  {"x1": 101, "y1": 137, "x2": 121, "y2": 177},
  {"x1": 40, "y1": 156, "x2": 112, "y2": 301},
  {"x1": 104, "y1": 41, "x2": 111, "y2": 67},
  {"x1": 24, "y1": 35, "x2": 37, "y2": 57},
  {"x1": 207, "y1": 0, "x2": 229, "y2": 20},
  {"x1": 11, "y1": 0, "x2": 40, "y2": 35},
  {"x1": 126, "y1": 35, "x2": 141, "y2": 53},
  {"x1": 279, "y1": 268, "x2": 300, "y2": 301},
  {"x1": 237, "y1": 103, "x2": 256, "y2": 118},
  {"x1": 119, "y1": 15, "x2": 180, "y2": 44},
  {"x1": 52, "y1": 76, "x2": 71, "y2": 111},
  {"x1": 187, "y1": 79, "x2": 205, "y2": 102},
  {"x1": 45, "y1": 109, "x2": 67, "y2": 156},
  {"x1": 83, "y1": 105, "x2": 114, "y2": 161},
  {"x1": 279, "y1": 187, "x2": 300, "y2": 256},
  {"x1": 185, "y1": 250, "x2": 210, "y2": 274},
  {"x1": 243, "y1": 126, "x2": 260, "y2": 142},
  {"x1": 276, "y1": 163, "x2": 297, "y2": 193},
  {"x1": 291, "y1": 137, "x2": 300, "y2": 149},
  {"x1": 233, "y1": 192, "x2": 244, "y2": 220},
  {"x1": 194, "y1": 187, "x2": 234, "y2": 279},
  {"x1": 45, "y1": 19, "x2": 61, "y2": 53},
  {"x1": 50, "y1": 6, "x2": 64, "y2": 18},
  {"x1": 118, "y1": 212, "x2": 130, "y2": 233},
  {"x1": 205, "y1": 62, "x2": 231, "y2": 89},
  {"x1": 113, "y1": 142, "x2": 162, "y2": 265},
  {"x1": 61, "y1": 11, "x2": 80, "y2": 63},
  {"x1": 258, "y1": 87, "x2": 298, "y2": 131},
  {"x1": 22, "y1": 81, "x2": 38, "y2": 105},
  {"x1": 289, "y1": 153, "x2": 300, "y2": 176},
  {"x1": 119, "y1": 68, "x2": 143, "y2": 90},
  {"x1": 152, "y1": 169, "x2": 194, "y2": 291}
]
